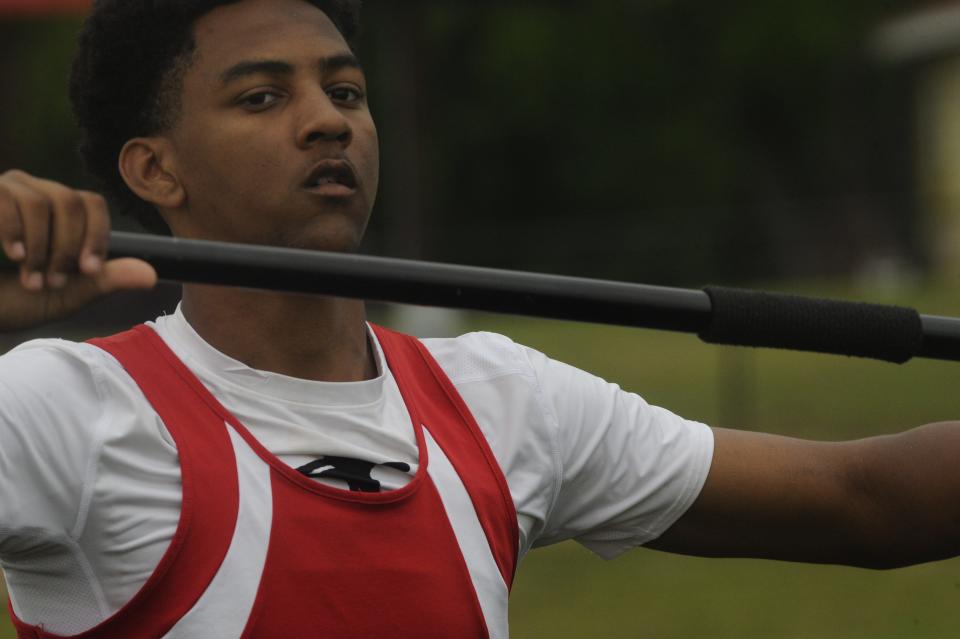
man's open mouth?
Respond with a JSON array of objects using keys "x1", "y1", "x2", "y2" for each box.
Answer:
[{"x1": 303, "y1": 160, "x2": 358, "y2": 193}]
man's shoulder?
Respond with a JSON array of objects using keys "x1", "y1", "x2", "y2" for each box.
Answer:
[
  {"x1": 418, "y1": 331, "x2": 535, "y2": 385},
  {"x1": 0, "y1": 336, "x2": 120, "y2": 394}
]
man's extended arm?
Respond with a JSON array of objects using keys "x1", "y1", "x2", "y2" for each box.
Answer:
[{"x1": 648, "y1": 423, "x2": 960, "y2": 569}]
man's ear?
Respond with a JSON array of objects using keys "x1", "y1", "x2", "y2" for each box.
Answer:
[{"x1": 118, "y1": 138, "x2": 186, "y2": 210}]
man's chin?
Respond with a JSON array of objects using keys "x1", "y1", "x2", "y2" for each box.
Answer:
[{"x1": 272, "y1": 221, "x2": 366, "y2": 254}]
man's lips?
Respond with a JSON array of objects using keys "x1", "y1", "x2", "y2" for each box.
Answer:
[{"x1": 302, "y1": 159, "x2": 359, "y2": 197}]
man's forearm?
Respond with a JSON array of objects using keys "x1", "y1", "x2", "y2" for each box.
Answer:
[{"x1": 649, "y1": 424, "x2": 960, "y2": 570}]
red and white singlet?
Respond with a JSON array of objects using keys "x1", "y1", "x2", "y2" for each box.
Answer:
[{"x1": 11, "y1": 324, "x2": 518, "y2": 638}]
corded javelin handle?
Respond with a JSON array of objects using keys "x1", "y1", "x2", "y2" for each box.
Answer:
[{"x1": 97, "y1": 232, "x2": 960, "y2": 364}]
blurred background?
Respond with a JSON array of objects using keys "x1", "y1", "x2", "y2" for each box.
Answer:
[{"x1": 2, "y1": 0, "x2": 960, "y2": 637}]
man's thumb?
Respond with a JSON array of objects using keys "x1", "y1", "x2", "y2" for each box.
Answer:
[{"x1": 96, "y1": 258, "x2": 158, "y2": 293}]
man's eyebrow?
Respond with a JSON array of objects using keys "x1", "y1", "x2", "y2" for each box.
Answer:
[
  {"x1": 218, "y1": 53, "x2": 363, "y2": 87},
  {"x1": 322, "y1": 53, "x2": 363, "y2": 73},
  {"x1": 219, "y1": 60, "x2": 294, "y2": 86}
]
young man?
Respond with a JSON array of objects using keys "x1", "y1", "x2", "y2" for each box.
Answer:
[{"x1": 0, "y1": 1, "x2": 957, "y2": 637}]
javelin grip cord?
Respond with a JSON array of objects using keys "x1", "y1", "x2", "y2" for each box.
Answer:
[{"x1": 698, "y1": 286, "x2": 924, "y2": 364}]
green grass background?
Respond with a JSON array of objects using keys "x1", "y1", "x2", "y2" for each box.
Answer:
[
  {"x1": 497, "y1": 279, "x2": 960, "y2": 638},
  {"x1": 3, "y1": 279, "x2": 960, "y2": 637}
]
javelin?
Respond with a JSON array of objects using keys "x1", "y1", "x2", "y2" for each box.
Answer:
[{"x1": 103, "y1": 231, "x2": 960, "y2": 364}]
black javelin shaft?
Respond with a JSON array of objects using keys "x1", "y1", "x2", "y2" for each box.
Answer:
[{"x1": 106, "y1": 232, "x2": 960, "y2": 363}]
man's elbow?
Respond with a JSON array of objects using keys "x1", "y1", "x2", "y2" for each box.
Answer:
[{"x1": 840, "y1": 433, "x2": 960, "y2": 570}]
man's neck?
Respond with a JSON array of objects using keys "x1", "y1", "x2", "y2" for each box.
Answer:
[{"x1": 180, "y1": 284, "x2": 376, "y2": 383}]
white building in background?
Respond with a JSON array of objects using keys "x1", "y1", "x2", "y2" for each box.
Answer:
[{"x1": 874, "y1": 2, "x2": 960, "y2": 277}]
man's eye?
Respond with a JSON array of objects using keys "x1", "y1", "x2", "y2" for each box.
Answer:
[
  {"x1": 240, "y1": 92, "x2": 280, "y2": 109},
  {"x1": 328, "y1": 86, "x2": 364, "y2": 104}
]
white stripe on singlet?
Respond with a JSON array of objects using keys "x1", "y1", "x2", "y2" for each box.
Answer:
[
  {"x1": 163, "y1": 426, "x2": 273, "y2": 639},
  {"x1": 423, "y1": 427, "x2": 509, "y2": 639}
]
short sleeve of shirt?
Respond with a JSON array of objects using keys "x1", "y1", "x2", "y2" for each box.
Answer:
[
  {"x1": 520, "y1": 344, "x2": 714, "y2": 560},
  {"x1": 427, "y1": 331, "x2": 714, "y2": 562},
  {"x1": 0, "y1": 340, "x2": 105, "y2": 551}
]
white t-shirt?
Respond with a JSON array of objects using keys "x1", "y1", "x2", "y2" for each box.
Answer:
[{"x1": 0, "y1": 307, "x2": 713, "y2": 635}]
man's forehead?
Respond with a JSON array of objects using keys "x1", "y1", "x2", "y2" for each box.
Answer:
[{"x1": 191, "y1": 0, "x2": 349, "y2": 80}]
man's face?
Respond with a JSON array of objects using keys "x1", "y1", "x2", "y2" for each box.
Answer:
[{"x1": 166, "y1": 0, "x2": 378, "y2": 251}]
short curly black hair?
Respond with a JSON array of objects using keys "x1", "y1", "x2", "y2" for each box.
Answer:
[{"x1": 69, "y1": 0, "x2": 362, "y2": 233}]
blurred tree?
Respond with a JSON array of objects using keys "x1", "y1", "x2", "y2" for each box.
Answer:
[
  {"x1": 0, "y1": 19, "x2": 83, "y2": 183},
  {"x1": 362, "y1": 0, "x2": 920, "y2": 284},
  {"x1": 0, "y1": 2, "x2": 922, "y2": 285}
]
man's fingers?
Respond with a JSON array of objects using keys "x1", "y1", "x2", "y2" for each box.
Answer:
[
  {"x1": 0, "y1": 170, "x2": 131, "y2": 331},
  {"x1": 0, "y1": 172, "x2": 113, "y2": 292},
  {"x1": 46, "y1": 186, "x2": 88, "y2": 288},
  {"x1": 94, "y1": 258, "x2": 158, "y2": 294},
  {"x1": 0, "y1": 186, "x2": 25, "y2": 263},
  {"x1": 2, "y1": 178, "x2": 51, "y2": 291},
  {"x1": 78, "y1": 191, "x2": 109, "y2": 275},
  {"x1": 8, "y1": 258, "x2": 159, "y2": 330}
]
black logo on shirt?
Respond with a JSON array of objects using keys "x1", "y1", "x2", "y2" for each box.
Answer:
[{"x1": 296, "y1": 456, "x2": 412, "y2": 493}]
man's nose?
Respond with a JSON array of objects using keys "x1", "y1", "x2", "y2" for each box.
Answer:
[{"x1": 296, "y1": 89, "x2": 352, "y2": 149}]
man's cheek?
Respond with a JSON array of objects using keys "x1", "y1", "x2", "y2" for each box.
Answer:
[{"x1": 358, "y1": 145, "x2": 380, "y2": 193}]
